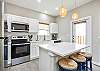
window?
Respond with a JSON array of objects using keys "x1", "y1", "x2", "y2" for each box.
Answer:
[
  {"x1": 38, "y1": 23, "x2": 49, "y2": 35},
  {"x1": 72, "y1": 21, "x2": 86, "y2": 44},
  {"x1": 75, "y1": 22, "x2": 86, "y2": 44}
]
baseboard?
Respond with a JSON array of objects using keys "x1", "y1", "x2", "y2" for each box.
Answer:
[
  {"x1": 92, "y1": 61, "x2": 100, "y2": 67},
  {"x1": 30, "y1": 56, "x2": 39, "y2": 60}
]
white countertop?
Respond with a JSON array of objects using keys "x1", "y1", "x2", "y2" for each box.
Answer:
[
  {"x1": 39, "y1": 42, "x2": 90, "y2": 57},
  {"x1": 30, "y1": 40, "x2": 49, "y2": 43}
]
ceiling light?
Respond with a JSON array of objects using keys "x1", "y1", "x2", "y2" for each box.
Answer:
[
  {"x1": 37, "y1": 0, "x2": 41, "y2": 3},
  {"x1": 55, "y1": 8, "x2": 58, "y2": 10},
  {"x1": 44, "y1": 10, "x2": 48, "y2": 14}
]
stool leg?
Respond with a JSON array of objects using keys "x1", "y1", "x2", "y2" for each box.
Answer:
[
  {"x1": 86, "y1": 59, "x2": 88, "y2": 71},
  {"x1": 77, "y1": 63, "x2": 81, "y2": 71},
  {"x1": 79, "y1": 65, "x2": 81, "y2": 71},
  {"x1": 82, "y1": 62, "x2": 85, "y2": 71},
  {"x1": 90, "y1": 59, "x2": 92, "y2": 71},
  {"x1": 79, "y1": 63, "x2": 83, "y2": 71},
  {"x1": 77, "y1": 65, "x2": 79, "y2": 71}
]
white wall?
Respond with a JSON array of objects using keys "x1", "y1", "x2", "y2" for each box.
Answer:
[
  {"x1": 4, "y1": 2, "x2": 56, "y2": 24},
  {"x1": 56, "y1": 0, "x2": 100, "y2": 65}
]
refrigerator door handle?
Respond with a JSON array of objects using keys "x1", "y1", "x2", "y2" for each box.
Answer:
[{"x1": 0, "y1": 37, "x2": 5, "y2": 39}]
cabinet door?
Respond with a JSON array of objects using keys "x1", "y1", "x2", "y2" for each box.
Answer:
[
  {"x1": 49, "y1": 23, "x2": 58, "y2": 33},
  {"x1": 35, "y1": 46, "x2": 39, "y2": 58},
  {"x1": 20, "y1": 17, "x2": 28, "y2": 24},
  {"x1": 6, "y1": 14, "x2": 12, "y2": 32},
  {"x1": 30, "y1": 43, "x2": 36, "y2": 60},
  {"x1": 8, "y1": 41, "x2": 11, "y2": 65},
  {"x1": 29, "y1": 19, "x2": 39, "y2": 33},
  {"x1": 10, "y1": 14, "x2": 21, "y2": 22}
]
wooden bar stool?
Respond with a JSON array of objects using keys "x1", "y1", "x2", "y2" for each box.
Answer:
[
  {"x1": 58, "y1": 58, "x2": 78, "y2": 71},
  {"x1": 78, "y1": 52, "x2": 92, "y2": 71},
  {"x1": 70, "y1": 54, "x2": 86, "y2": 71}
]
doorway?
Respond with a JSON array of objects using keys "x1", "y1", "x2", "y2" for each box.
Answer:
[{"x1": 71, "y1": 16, "x2": 92, "y2": 53}]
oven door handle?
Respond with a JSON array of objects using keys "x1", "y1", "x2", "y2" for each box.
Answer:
[{"x1": 12, "y1": 43, "x2": 30, "y2": 46}]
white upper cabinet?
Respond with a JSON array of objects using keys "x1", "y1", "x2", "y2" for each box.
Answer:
[
  {"x1": 49, "y1": 23, "x2": 58, "y2": 33},
  {"x1": 10, "y1": 14, "x2": 28, "y2": 24},
  {"x1": 20, "y1": 16, "x2": 29, "y2": 24},
  {"x1": 29, "y1": 19, "x2": 39, "y2": 33},
  {"x1": 5, "y1": 14, "x2": 12, "y2": 32},
  {"x1": 6, "y1": 14, "x2": 29, "y2": 24},
  {"x1": 10, "y1": 15, "x2": 21, "y2": 22},
  {"x1": 5, "y1": 14, "x2": 39, "y2": 33},
  {"x1": 5, "y1": 14, "x2": 29, "y2": 32}
]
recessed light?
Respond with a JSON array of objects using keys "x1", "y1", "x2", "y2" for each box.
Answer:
[
  {"x1": 56, "y1": 8, "x2": 59, "y2": 10},
  {"x1": 37, "y1": 0, "x2": 41, "y2": 3},
  {"x1": 44, "y1": 10, "x2": 48, "y2": 14}
]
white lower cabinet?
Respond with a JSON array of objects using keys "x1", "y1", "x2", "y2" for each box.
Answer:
[
  {"x1": 39, "y1": 48, "x2": 58, "y2": 71},
  {"x1": 30, "y1": 42, "x2": 39, "y2": 60},
  {"x1": 30, "y1": 43, "x2": 36, "y2": 60},
  {"x1": 8, "y1": 42, "x2": 11, "y2": 65}
]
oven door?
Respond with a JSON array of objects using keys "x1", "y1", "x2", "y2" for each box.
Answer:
[{"x1": 11, "y1": 43, "x2": 30, "y2": 59}]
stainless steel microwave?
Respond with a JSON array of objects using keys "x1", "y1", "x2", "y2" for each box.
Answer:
[{"x1": 11, "y1": 22, "x2": 29, "y2": 32}]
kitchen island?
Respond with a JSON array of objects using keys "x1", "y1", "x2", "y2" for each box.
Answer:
[{"x1": 39, "y1": 42, "x2": 90, "y2": 71}]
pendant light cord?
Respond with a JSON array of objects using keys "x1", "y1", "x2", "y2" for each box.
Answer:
[
  {"x1": 72, "y1": 0, "x2": 79, "y2": 20},
  {"x1": 74, "y1": 0, "x2": 77, "y2": 12},
  {"x1": 75, "y1": 0, "x2": 76, "y2": 9},
  {"x1": 61, "y1": 0, "x2": 63, "y2": 7}
]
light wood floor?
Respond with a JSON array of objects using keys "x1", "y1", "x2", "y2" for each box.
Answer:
[
  {"x1": 4, "y1": 59, "x2": 100, "y2": 71},
  {"x1": 4, "y1": 59, "x2": 39, "y2": 71}
]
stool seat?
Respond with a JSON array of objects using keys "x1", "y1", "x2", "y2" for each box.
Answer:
[
  {"x1": 58, "y1": 58, "x2": 77, "y2": 70},
  {"x1": 70, "y1": 54, "x2": 86, "y2": 71},
  {"x1": 78, "y1": 52, "x2": 92, "y2": 58},
  {"x1": 70, "y1": 54, "x2": 86, "y2": 62},
  {"x1": 78, "y1": 52, "x2": 92, "y2": 71}
]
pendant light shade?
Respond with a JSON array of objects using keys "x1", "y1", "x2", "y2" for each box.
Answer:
[
  {"x1": 72, "y1": 9, "x2": 79, "y2": 20},
  {"x1": 59, "y1": 6, "x2": 67, "y2": 17},
  {"x1": 72, "y1": 0, "x2": 79, "y2": 20}
]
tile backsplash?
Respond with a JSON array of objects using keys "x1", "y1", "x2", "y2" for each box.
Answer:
[
  {"x1": 37, "y1": 35, "x2": 51, "y2": 41},
  {"x1": 5, "y1": 32, "x2": 51, "y2": 42}
]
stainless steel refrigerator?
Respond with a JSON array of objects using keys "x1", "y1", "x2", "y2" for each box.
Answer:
[{"x1": 0, "y1": 0, "x2": 4, "y2": 71}]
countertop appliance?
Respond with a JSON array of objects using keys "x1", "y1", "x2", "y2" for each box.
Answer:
[
  {"x1": 4, "y1": 22, "x2": 8, "y2": 32},
  {"x1": 11, "y1": 36, "x2": 30, "y2": 65},
  {"x1": 51, "y1": 33, "x2": 58, "y2": 40}
]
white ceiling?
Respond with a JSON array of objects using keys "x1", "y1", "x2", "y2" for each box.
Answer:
[{"x1": 5, "y1": 0, "x2": 93, "y2": 16}]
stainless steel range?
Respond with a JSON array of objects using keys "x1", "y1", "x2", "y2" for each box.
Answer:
[
  {"x1": 4, "y1": 37, "x2": 8, "y2": 67},
  {"x1": 11, "y1": 36, "x2": 30, "y2": 65}
]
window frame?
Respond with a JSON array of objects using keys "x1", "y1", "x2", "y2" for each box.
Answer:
[{"x1": 38, "y1": 22, "x2": 50, "y2": 35}]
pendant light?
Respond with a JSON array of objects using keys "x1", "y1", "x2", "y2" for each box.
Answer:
[
  {"x1": 59, "y1": 0, "x2": 67, "y2": 17},
  {"x1": 72, "y1": 0, "x2": 79, "y2": 20}
]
